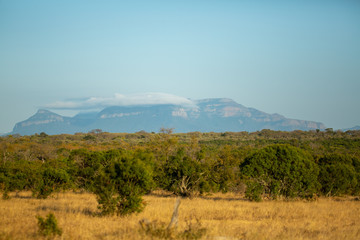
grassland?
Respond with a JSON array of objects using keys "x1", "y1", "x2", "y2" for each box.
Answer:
[{"x1": 1, "y1": 191, "x2": 359, "y2": 240}]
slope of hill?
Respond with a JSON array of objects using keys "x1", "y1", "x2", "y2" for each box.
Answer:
[
  {"x1": 10, "y1": 98, "x2": 326, "y2": 135},
  {"x1": 343, "y1": 126, "x2": 360, "y2": 131}
]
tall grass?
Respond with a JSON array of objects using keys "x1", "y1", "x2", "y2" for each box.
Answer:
[{"x1": 0, "y1": 191, "x2": 359, "y2": 239}]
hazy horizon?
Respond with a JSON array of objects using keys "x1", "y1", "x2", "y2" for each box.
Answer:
[{"x1": 1, "y1": 0, "x2": 360, "y2": 133}]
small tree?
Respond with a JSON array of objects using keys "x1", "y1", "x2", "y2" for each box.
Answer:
[
  {"x1": 161, "y1": 149, "x2": 207, "y2": 197},
  {"x1": 33, "y1": 167, "x2": 71, "y2": 199},
  {"x1": 0, "y1": 160, "x2": 42, "y2": 199},
  {"x1": 241, "y1": 144, "x2": 319, "y2": 201},
  {"x1": 94, "y1": 153, "x2": 153, "y2": 216},
  {"x1": 68, "y1": 149, "x2": 106, "y2": 191},
  {"x1": 318, "y1": 153, "x2": 358, "y2": 196},
  {"x1": 208, "y1": 145, "x2": 241, "y2": 193}
]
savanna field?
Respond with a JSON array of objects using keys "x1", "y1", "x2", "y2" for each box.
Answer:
[
  {"x1": 3, "y1": 0, "x2": 360, "y2": 238},
  {"x1": 1, "y1": 130, "x2": 360, "y2": 239},
  {"x1": 1, "y1": 191, "x2": 360, "y2": 240}
]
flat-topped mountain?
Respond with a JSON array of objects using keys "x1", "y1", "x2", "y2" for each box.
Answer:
[{"x1": 10, "y1": 98, "x2": 326, "y2": 135}]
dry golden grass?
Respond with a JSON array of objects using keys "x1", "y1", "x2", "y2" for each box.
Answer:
[{"x1": 1, "y1": 191, "x2": 360, "y2": 240}]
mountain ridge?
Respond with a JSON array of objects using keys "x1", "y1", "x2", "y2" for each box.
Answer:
[{"x1": 10, "y1": 98, "x2": 326, "y2": 135}]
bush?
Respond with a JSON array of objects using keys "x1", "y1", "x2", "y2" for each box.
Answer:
[
  {"x1": 68, "y1": 149, "x2": 105, "y2": 191},
  {"x1": 36, "y1": 212, "x2": 62, "y2": 237},
  {"x1": 161, "y1": 149, "x2": 207, "y2": 197},
  {"x1": 241, "y1": 144, "x2": 319, "y2": 200},
  {"x1": 244, "y1": 181, "x2": 263, "y2": 202},
  {"x1": 208, "y1": 145, "x2": 241, "y2": 193},
  {"x1": 94, "y1": 152, "x2": 153, "y2": 216},
  {"x1": 318, "y1": 153, "x2": 358, "y2": 196},
  {"x1": 34, "y1": 167, "x2": 71, "y2": 199},
  {"x1": 0, "y1": 160, "x2": 42, "y2": 199}
]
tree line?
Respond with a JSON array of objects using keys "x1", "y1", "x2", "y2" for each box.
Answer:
[{"x1": 1, "y1": 129, "x2": 360, "y2": 215}]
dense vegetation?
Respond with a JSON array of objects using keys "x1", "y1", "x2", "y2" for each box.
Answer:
[{"x1": 1, "y1": 129, "x2": 360, "y2": 212}]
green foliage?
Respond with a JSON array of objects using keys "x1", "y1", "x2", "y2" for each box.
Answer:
[
  {"x1": 1, "y1": 130, "x2": 360, "y2": 202},
  {"x1": 39, "y1": 132, "x2": 48, "y2": 138},
  {"x1": 352, "y1": 157, "x2": 360, "y2": 194},
  {"x1": 94, "y1": 151, "x2": 153, "y2": 216},
  {"x1": 34, "y1": 167, "x2": 71, "y2": 199},
  {"x1": 160, "y1": 149, "x2": 207, "y2": 197},
  {"x1": 244, "y1": 181, "x2": 263, "y2": 202},
  {"x1": 241, "y1": 144, "x2": 320, "y2": 201},
  {"x1": 318, "y1": 153, "x2": 358, "y2": 196},
  {"x1": 83, "y1": 134, "x2": 96, "y2": 141},
  {"x1": 0, "y1": 160, "x2": 42, "y2": 199},
  {"x1": 68, "y1": 149, "x2": 106, "y2": 191},
  {"x1": 208, "y1": 145, "x2": 242, "y2": 193},
  {"x1": 1, "y1": 189, "x2": 10, "y2": 200},
  {"x1": 36, "y1": 213, "x2": 62, "y2": 237}
]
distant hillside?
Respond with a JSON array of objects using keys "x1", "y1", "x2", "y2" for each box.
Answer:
[
  {"x1": 343, "y1": 126, "x2": 360, "y2": 131},
  {"x1": 10, "y1": 98, "x2": 326, "y2": 135}
]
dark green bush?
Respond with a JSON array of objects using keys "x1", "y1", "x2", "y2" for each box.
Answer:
[
  {"x1": 94, "y1": 151, "x2": 153, "y2": 216},
  {"x1": 0, "y1": 160, "x2": 42, "y2": 199},
  {"x1": 244, "y1": 181, "x2": 263, "y2": 202},
  {"x1": 241, "y1": 144, "x2": 320, "y2": 201},
  {"x1": 161, "y1": 149, "x2": 207, "y2": 197},
  {"x1": 208, "y1": 146, "x2": 241, "y2": 193},
  {"x1": 68, "y1": 149, "x2": 106, "y2": 191},
  {"x1": 318, "y1": 153, "x2": 358, "y2": 196},
  {"x1": 352, "y1": 157, "x2": 360, "y2": 194},
  {"x1": 34, "y1": 167, "x2": 71, "y2": 199}
]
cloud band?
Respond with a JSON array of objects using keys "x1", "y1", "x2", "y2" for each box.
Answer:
[{"x1": 45, "y1": 93, "x2": 194, "y2": 110}]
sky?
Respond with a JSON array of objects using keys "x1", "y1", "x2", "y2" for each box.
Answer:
[{"x1": 1, "y1": 0, "x2": 360, "y2": 133}]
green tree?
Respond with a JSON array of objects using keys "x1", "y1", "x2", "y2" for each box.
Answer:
[
  {"x1": 161, "y1": 148, "x2": 207, "y2": 197},
  {"x1": 0, "y1": 159, "x2": 42, "y2": 199},
  {"x1": 94, "y1": 151, "x2": 153, "y2": 216},
  {"x1": 209, "y1": 145, "x2": 241, "y2": 193},
  {"x1": 318, "y1": 153, "x2": 358, "y2": 196},
  {"x1": 33, "y1": 167, "x2": 71, "y2": 199},
  {"x1": 241, "y1": 144, "x2": 319, "y2": 201},
  {"x1": 68, "y1": 149, "x2": 106, "y2": 191}
]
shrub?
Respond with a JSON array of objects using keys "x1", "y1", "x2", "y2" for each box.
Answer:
[
  {"x1": 244, "y1": 181, "x2": 263, "y2": 202},
  {"x1": 161, "y1": 149, "x2": 207, "y2": 197},
  {"x1": 94, "y1": 152, "x2": 153, "y2": 216},
  {"x1": 352, "y1": 157, "x2": 360, "y2": 194},
  {"x1": 241, "y1": 144, "x2": 320, "y2": 201},
  {"x1": 36, "y1": 213, "x2": 62, "y2": 237},
  {"x1": 68, "y1": 149, "x2": 105, "y2": 191},
  {"x1": 34, "y1": 167, "x2": 71, "y2": 199},
  {"x1": 318, "y1": 153, "x2": 358, "y2": 196},
  {"x1": 208, "y1": 145, "x2": 241, "y2": 193},
  {"x1": 0, "y1": 160, "x2": 42, "y2": 199}
]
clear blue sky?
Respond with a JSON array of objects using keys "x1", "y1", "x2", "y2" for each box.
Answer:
[{"x1": 1, "y1": 0, "x2": 360, "y2": 133}]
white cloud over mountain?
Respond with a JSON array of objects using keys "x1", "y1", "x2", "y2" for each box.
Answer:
[{"x1": 45, "y1": 93, "x2": 194, "y2": 110}]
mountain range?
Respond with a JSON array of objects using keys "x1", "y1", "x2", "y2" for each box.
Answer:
[
  {"x1": 343, "y1": 126, "x2": 360, "y2": 131},
  {"x1": 10, "y1": 98, "x2": 326, "y2": 135}
]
